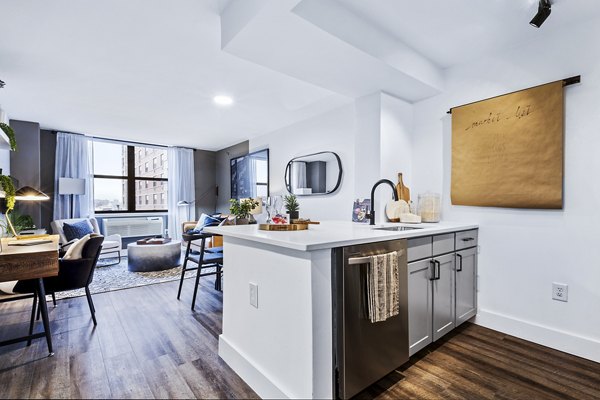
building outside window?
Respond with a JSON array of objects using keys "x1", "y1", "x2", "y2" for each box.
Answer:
[{"x1": 92, "y1": 140, "x2": 168, "y2": 212}]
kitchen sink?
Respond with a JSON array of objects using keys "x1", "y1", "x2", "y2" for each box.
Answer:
[{"x1": 373, "y1": 226, "x2": 423, "y2": 232}]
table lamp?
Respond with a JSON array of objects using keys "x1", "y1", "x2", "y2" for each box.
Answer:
[{"x1": 7, "y1": 186, "x2": 50, "y2": 239}]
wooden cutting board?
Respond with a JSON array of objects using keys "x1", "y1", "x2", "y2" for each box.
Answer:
[
  {"x1": 396, "y1": 173, "x2": 410, "y2": 202},
  {"x1": 259, "y1": 224, "x2": 308, "y2": 231}
]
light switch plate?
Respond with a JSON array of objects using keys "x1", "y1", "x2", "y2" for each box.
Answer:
[{"x1": 249, "y1": 282, "x2": 258, "y2": 308}]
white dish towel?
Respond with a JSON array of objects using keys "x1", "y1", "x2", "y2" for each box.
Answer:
[{"x1": 367, "y1": 251, "x2": 400, "y2": 323}]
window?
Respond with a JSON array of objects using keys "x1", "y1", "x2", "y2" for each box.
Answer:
[{"x1": 93, "y1": 141, "x2": 168, "y2": 212}]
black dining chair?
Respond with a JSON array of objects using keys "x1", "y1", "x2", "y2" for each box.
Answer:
[
  {"x1": 16, "y1": 235, "x2": 105, "y2": 327},
  {"x1": 178, "y1": 232, "x2": 223, "y2": 311}
]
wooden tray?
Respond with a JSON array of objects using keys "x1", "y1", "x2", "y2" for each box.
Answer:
[
  {"x1": 259, "y1": 224, "x2": 309, "y2": 231},
  {"x1": 290, "y1": 219, "x2": 320, "y2": 225}
]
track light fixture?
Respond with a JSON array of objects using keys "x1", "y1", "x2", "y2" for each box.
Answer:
[{"x1": 530, "y1": 0, "x2": 551, "y2": 28}]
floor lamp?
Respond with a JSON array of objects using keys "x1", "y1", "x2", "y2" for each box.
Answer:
[
  {"x1": 177, "y1": 200, "x2": 196, "y2": 222},
  {"x1": 58, "y1": 178, "x2": 86, "y2": 219}
]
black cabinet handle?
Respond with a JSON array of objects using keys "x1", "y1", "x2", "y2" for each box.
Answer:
[
  {"x1": 435, "y1": 260, "x2": 441, "y2": 280},
  {"x1": 456, "y1": 253, "x2": 463, "y2": 272},
  {"x1": 429, "y1": 260, "x2": 437, "y2": 281},
  {"x1": 461, "y1": 237, "x2": 475, "y2": 242}
]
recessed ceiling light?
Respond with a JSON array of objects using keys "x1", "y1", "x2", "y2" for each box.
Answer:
[{"x1": 213, "y1": 95, "x2": 234, "y2": 106}]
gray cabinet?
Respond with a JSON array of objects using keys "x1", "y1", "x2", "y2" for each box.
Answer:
[
  {"x1": 432, "y1": 253, "x2": 455, "y2": 341},
  {"x1": 407, "y1": 229, "x2": 477, "y2": 357},
  {"x1": 408, "y1": 253, "x2": 456, "y2": 356},
  {"x1": 408, "y1": 258, "x2": 433, "y2": 355},
  {"x1": 455, "y1": 247, "x2": 477, "y2": 326}
]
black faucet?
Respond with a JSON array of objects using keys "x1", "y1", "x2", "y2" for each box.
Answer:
[{"x1": 367, "y1": 179, "x2": 398, "y2": 225}]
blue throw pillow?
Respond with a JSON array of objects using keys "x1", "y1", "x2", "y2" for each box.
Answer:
[
  {"x1": 194, "y1": 213, "x2": 221, "y2": 231},
  {"x1": 63, "y1": 220, "x2": 94, "y2": 242}
]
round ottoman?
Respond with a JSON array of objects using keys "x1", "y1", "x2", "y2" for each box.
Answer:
[{"x1": 127, "y1": 241, "x2": 182, "y2": 272}]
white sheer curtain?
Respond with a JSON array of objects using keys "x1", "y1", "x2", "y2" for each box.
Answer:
[
  {"x1": 248, "y1": 157, "x2": 257, "y2": 198},
  {"x1": 54, "y1": 132, "x2": 94, "y2": 220},
  {"x1": 167, "y1": 147, "x2": 195, "y2": 240}
]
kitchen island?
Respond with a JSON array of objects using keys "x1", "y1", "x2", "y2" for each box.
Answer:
[{"x1": 204, "y1": 221, "x2": 478, "y2": 399}]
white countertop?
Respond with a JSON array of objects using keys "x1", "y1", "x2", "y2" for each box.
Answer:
[{"x1": 204, "y1": 220, "x2": 478, "y2": 251}]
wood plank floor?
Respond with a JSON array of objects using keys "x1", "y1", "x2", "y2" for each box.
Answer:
[
  {"x1": 0, "y1": 277, "x2": 257, "y2": 399},
  {"x1": 2, "y1": 277, "x2": 599, "y2": 399}
]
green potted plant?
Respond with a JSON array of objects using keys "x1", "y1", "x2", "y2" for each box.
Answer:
[
  {"x1": 0, "y1": 210, "x2": 34, "y2": 236},
  {"x1": 229, "y1": 198, "x2": 259, "y2": 225},
  {"x1": 284, "y1": 194, "x2": 300, "y2": 221},
  {"x1": 0, "y1": 122, "x2": 18, "y2": 236}
]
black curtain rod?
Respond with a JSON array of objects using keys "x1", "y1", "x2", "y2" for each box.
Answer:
[
  {"x1": 49, "y1": 130, "x2": 196, "y2": 151},
  {"x1": 446, "y1": 75, "x2": 581, "y2": 114},
  {"x1": 91, "y1": 135, "x2": 197, "y2": 151}
]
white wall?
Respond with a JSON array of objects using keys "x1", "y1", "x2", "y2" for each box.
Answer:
[
  {"x1": 0, "y1": 150, "x2": 9, "y2": 175},
  {"x1": 249, "y1": 92, "x2": 415, "y2": 224},
  {"x1": 250, "y1": 103, "x2": 356, "y2": 221},
  {"x1": 380, "y1": 93, "x2": 413, "y2": 215},
  {"x1": 411, "y1": 18, "x2": 600, "y2": 361}
]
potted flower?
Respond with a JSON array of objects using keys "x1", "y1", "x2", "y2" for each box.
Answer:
[
  {"x1": 229, "y1": 198, "x2": 260, "y2": 225},
  {"x1": 284, "y1": 194, "x2": 300, "y2": 221}
]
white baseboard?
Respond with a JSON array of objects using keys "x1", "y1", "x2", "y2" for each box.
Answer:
[
  {"x1": 218, "y1": 335, "x2": 291, "y2": 399},
  {"x1": 474, "y1": 309, "x2": 600, "y2": 363}
]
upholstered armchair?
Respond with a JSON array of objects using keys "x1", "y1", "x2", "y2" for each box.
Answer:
[
  {"x1": 51, "y1": 217, "x2": 122, "y2": 264},
  {"x1": 181, "y1": 221, "x2": 223, "y2": 252}
]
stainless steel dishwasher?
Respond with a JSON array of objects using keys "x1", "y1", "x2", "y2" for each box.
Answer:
[{"x1": 332, "y1": 239, "x2": 409, "y2": 399}]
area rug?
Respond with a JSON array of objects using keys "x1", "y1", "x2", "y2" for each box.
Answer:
[{"x1": 54, "y1": 256, "x2": 205, "y2": 300}]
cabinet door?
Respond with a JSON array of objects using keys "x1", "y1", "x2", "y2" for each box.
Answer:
[
  {"x1": 455, "y1": 247, "x2": 477, "y2": 326},
  {"x1": 432, "y1": 253, "x2": 455, "y2": 341},
  {"x1": 407, "y1": 258, "x2": 433, "y2": 356}
]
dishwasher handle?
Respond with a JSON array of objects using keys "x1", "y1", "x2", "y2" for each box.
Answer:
[{"x1": 347, "y1": 250, "x2": 404, "y2": 265}]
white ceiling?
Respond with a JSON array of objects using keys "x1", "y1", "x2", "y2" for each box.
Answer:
[
  {"x1": 0, "y1": 0, "x2": 349, "y2": 150},
  {"x1": 1, "y1": 0, "x2": 599, "y2": 150},
  {"x1": 339, "y1": 0, "x2": 600, "y2": 68}
]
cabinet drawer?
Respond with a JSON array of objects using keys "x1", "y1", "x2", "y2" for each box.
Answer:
[
  {"x1": 407, "y1": 236, "x2": 432, "y2": 262},
  {"x1": 432, "y1": 233, "x2": 454, "y2": 256},
  {"x1": 455, "y1": 229, "x2": 478, "y2": 250}
]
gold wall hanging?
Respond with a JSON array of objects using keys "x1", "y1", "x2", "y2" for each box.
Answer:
[{"x1": 450, "y1": 79, "x2": 571, "y2": 209}]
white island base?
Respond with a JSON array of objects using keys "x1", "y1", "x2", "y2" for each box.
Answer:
[{"x1": 218, "y1": 237, "x2": 334, "y2": 399}]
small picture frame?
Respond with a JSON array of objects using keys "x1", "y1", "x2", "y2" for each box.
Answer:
[{"x1": 352, "y1": 199, "x2": 371, "y2": 223}]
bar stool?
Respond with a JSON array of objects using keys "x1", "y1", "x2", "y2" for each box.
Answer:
[{"x1": 177, "y1": 232, "x2": 223, "y2": 310}]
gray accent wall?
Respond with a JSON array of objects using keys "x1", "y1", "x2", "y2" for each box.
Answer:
[
  {"x1": 9, "y1": 120, "x2": 42, "y2": 228},
  {"x1": 194, "y1": 149, "x2": 217, "y2": 217},
  {"x1": 215, "y1": 140, "x2": 249, "y2": 213},
  {"x1": 39, "y1": 129, "x2": 57, "y2": 232}
]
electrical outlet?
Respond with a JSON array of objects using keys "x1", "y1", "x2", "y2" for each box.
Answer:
[
  {"x1": 552, "y1": 282, "x2": 568, "y2": 302},
  {"x1": 249, "y1": 282, "x2": 258, "y2": 308}
]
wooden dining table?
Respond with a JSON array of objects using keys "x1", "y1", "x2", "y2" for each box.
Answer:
[{"x1": 0, "y1": 235, "x2": 59, "y2": 356}]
